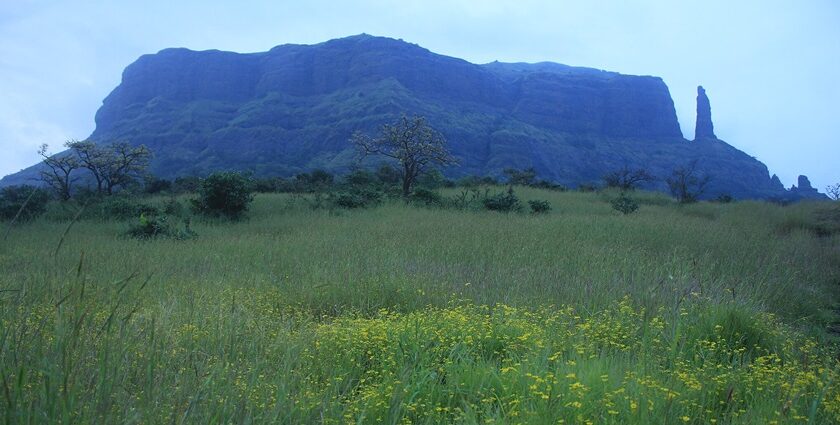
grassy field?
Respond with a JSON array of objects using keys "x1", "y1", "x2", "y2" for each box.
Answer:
[{"x1": 1, "y1": 187, "x2": 839, "y2": 424}]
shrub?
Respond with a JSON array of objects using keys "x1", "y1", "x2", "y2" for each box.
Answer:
[
  {"x1": 666, "y1": 159, "x2": 711, "y2": 204},
  {"x1": 172, "y1": 176, "x2": 201, "y2": 193},
  {"x1": 715, "y1": 194, "x2": 734, "y2": 203},
  {"x1": 252, "y1": 177, "x2": 286, "y2": 193},
  {"x1": 344, "y1": 169, "x2": 378, "y2": 187},
  {"x1": 333, "y1": 193, "x2": 366, "y2": 209},
  {"x1": 332, "y1": 188, "x2": 383, "y2": 209},
  {"x1": 410, "y1": 188, "x2": 443, "y2": 206},
  {"x1": 143, "y1": 176, "x2": 172, "y2": 194},
  {"x1": 611, "y1": 193, "x2": 639, "y2": 215},
  {"x1": 577, "y1": 183, "x2": 598, "y2": 192},
  {"x1": 483, "y1": 187, "x2": 522, "y2": 212},
  {"x1": 126, "y1": 214, "x2": 197, "y2": 240},
  {"x1": 0, "y1": 185, "x2": 52, "y2": 222},
  {"x1": 163, "y1": 198, "x2": 186, "y2": 217},
  {"x1": 95, "y1": 197, "x2": 160, "y2": 220},
  {"x1": 446, "y1": 188, "x2": 491, "y2": 210},
  {"x1": 191, "y1": 172, "x2": 254, "y2": 220},
  {"x1": 528, "y1": 199, "x2": 551, "y2": 214},
  {"x1": 532, "y1": 180, "x2": 568, "y2": 191},
  {"x1": 456, "y1": 175, "x2": 498, "y2": 187},
  {"x1": 603, "y1": 167, "x2": 654, "y2": 190},
  {"x1": 294, "y1": 169, "x2": 334, "y2": 193}
]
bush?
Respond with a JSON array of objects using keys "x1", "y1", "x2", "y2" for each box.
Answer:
[
  {"x1": 410, "y1": 188, "x2": 443, "y2": 206},
  {"x1": 191, "y1": 172, "x2": 254, "y2": 220},
  {"x1": 126, "y1": 214, "x2": 197, "y2": 240},
  {"x1": 95, "y1": 197, "x2": 160, "y2": 220},
  {"x1": 715, "y1": 194, "x2": 734, "y2": 203},
  {"x1": 483, "y1": 187, "x2": 522, "y2": 212},
  {"x1": 332, "y1": 188, "x2": 384, "y2": 209},
  {"x1": 528, "y1": 199, "x2": 551, "y2": 214},
  {"x1": 611, "y1": 193, "x2": 639, "y2": 215},
  {"x1": 294, "y1": 169, "x2": 334, "y2": 193},
  {"x1": 578, "y1": 183, "x2": 598, "y2": 192},
  {"x1": 532, "y1": 180, "x2": 568, "y2": 191},
  {"x1": 163, "y1": 198, "x2": 186, "y2": 217},
  {"x1": 0, "y1": 185, "x2": 52, "y2": 222},
  {"x1": 456, "y1": 175, "x2": 498, "y2": 187},
  {"x1": 144, "y1": 177, "x2": 172, "y2": 194},
  {"x1": 172, "y1": 176, "x2": 201, "y2": 193}
]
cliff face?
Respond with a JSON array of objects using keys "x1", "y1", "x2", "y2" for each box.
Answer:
[{"x1": 1, "y1": 35, "x2": 789, "y2": 199}]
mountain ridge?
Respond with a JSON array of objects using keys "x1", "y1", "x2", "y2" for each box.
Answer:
[{"x1": 0, "y1": 34, "x2": 820, "y2": 199}]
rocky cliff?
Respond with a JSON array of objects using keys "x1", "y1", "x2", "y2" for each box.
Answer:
[{"x1": 1, "y1": 34, "x2": 796, "y2": 199}]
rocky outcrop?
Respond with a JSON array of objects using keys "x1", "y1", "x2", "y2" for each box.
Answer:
[
  {"x1": 770, "y1": 174, "x2": 785, "y2": 191},
  {"x1": 0, "y1": 35, "x2": 792, "y2": 199},
  {"x1": 787, "y1": 175, "x2": 829, "y2": 200},
  {"x1": 694, "y1": 86, "x2": 716, "y2": 140}
]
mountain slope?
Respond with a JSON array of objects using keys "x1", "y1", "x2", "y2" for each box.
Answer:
[{"x1": 2, "y1": 34, "x2": 789, "y2": 199}]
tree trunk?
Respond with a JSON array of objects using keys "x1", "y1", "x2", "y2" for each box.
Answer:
[{"x1": 402, "y1": 177, "x2": 411, "y2": 198}]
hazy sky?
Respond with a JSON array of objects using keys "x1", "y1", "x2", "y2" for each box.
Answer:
[{"x1": 1, "y1": 0, "x2": 838, "y2": 189}]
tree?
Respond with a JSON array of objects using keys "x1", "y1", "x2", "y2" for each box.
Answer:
[
  {"x1": 191, "y1": 172, "x2": 254, "y2": 220},
  {"x1": 351, "y1": 115, "x2": 458, "y2": 197},
  {"x1": 38, "y1": 144, "x2": 79, "y2": 200},
  {"x1": 66, "y1": 140, "x2": 152, "y2": 195},
  {"x1": 826, "y1": 183, "x2": 840, "y2": 201},
  {"x1": 65, "y1": 140, "x2": 107, "y2": 193},
  {"x1": 666, "y1": 159, "x2": 711, "y2": 204},
  {"x1": 603, "y1": 166, "x2": 654, "y2": 190},
  {"x1": 503, "y1": 167, "x2": 537, "y2": 186},
  {"x1": 99, "y1": 142, "x2": 152, "y2": 194}
]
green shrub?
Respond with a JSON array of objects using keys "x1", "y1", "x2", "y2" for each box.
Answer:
[
  {"x1": 143, "y1": 176, "x2": 172, "y2": 194},
  {"x1": 126, "y1": 214, "x2": 197, "y2": 240},
  {"x1": 483, "y1": 187, "x2": 522, "y2": 212},
  {"x1": 577, "y1": 183, "x2": 598, "y2": 192},
  {"x1": 163, "y1": 198, "x2": 186, "y2": 217},
  {"x1": 532, "y1": 180, "x2": 568, "y2": 191},
  {"x1": 0, "y1": 185, "x2": 52, "y2": 222},
  {"x1": 95, "y1": 197, "x2": 160, "y2": 221},
  {"x1": 191, "y1": 172, "x2": 254, "y2": 220},
  {"x1": 715, "y1": 194, "x2": 734, "y2": 203},
  {"x1": 528, "y1": 199, "x2": 551, "y2": 214},
  {"x1": 410, "y1": 188, "x2": 443, "y2": 206},
  {"x1": 332, "y1": 188, "x2": 383, "y2": 209},
  {"x1": 172, "y1": 176, "x2": 201, "y2": 193},
  {"x1": 333, "y1": 192, "x2": 367, "y2": 209},
  {"x1": 611, "y1": 193, "x2": 639, "y2": 215}
]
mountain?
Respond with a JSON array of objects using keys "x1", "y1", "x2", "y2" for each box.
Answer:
[{"x1": 0, "y1": 34, "x2": 807, "y2": 199}]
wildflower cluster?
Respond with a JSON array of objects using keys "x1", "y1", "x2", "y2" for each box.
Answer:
[{"x1": 4, "y1": 292, "x2": 840, "y2": 424}]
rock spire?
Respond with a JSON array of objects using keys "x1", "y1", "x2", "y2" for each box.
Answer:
[{"x1": 695, "y1": 85, "x2": 716, "y2": 140}]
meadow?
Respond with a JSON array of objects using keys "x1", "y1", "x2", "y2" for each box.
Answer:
[{"x1": 1, "y1": 187, "x2": 839, "y2": 424}]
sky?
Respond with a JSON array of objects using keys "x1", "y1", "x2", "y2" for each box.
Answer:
[{"x1": 0, "y1": 0, "x2": 838, "y2": 190}]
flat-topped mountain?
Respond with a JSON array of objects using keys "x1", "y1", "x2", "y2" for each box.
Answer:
[{"x1": 1, "y1": 34, "x2": 811, "y2": 199}]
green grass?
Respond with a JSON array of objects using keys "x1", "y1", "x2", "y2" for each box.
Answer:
[{"x1": 1, "y1": 189, "x2": 839, "y2": 424}]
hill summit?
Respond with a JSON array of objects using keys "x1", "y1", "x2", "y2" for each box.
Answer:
[{"x1": 0, "y1": 34, "x2": 815, "y2": 199}]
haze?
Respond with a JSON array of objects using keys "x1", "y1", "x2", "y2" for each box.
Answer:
[{"x1": 1, "y1": 0, "x2": 837, "y2": 189}]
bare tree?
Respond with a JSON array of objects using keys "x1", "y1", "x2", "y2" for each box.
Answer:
[
  {"x1": 603, "y1": 166, "x2": 654, "y2": 190},
  {"x1": 666, "y1": 159, "x2": 711, "y2": 204},
  {"x1": 826, "y1": 183, "x2": 840, "y2": 201},
  {"x1": 100, "y1": 142, "x2": 152, "y2": 194},
  {"x1": 66, "y1": 140, "x2": 152, "y2": 194},
  {"x1": 38, "y1": 144, "x2": 79, "y2": 200},
  {"x1": 65, "y1": 140, "x2": 107, "y2": 193},
  {"x1": 351, "y1": 115, "x2": 458, "y2": 197}
]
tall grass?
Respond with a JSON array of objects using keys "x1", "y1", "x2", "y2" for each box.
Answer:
[{"x1": 1, "y1": 189, "x2": 838, "y2": 423}]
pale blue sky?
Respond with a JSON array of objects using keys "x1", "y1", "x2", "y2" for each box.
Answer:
[{"x1": 1, "y1": 0, "x2": 838, "y2": 189}]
